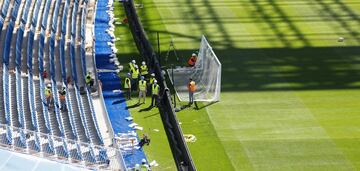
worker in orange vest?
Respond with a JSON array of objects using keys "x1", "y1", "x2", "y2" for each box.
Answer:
[
  {"x1": 188, "y1": 78, "x2": 196, "y2": 106},
  {"x1": 58, "y1": 86, "x2": 67, "y2": 111},
  {"x1": 187, "y1": 53, "x2": 197, "y2": 67}
]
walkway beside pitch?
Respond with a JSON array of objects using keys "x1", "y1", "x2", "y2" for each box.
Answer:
[{"x1": 94, "y1": 0, "x2": 147, "y2": 169}]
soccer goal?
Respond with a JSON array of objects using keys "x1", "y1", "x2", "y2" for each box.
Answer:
[{"x1": 168, "y1": 35, "x2": 221, "y2": 102}]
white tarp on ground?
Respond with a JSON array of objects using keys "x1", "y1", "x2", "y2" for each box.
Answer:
[{"x1": 168, "y1": 35, "x2": 221, "y2": 102}]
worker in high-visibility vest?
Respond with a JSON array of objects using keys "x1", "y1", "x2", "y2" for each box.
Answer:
[
  {"x1": 131, "y1": 65, "x2": 140, "y2": 91},
  {"x1": 124, "y1": 73, "x2": 132, "y2": 100},
  {"x1": 188, "y1": 78, "x2": 196, "y2": 106},
  {"x1": 147, "y1": 73, "x2": 155, "y2": 96},
  {"x1": 187, "y1": 53, "x2": 197, "y2": 67},
  {"x1": 58, "y1": 86, "x2": 67, "y2": 111},
  {"x1": 140, "y1": 159, "x2": 151, "y2": 171},
  {"x1": 151, "y1": 80, "x2": 160, "y2": 107},
  {"x1": 45, "y1": 84, "x2": 53, "y2": 108},
  {"x1": 129, "y1": 59, "x2": 136, "y2": 72},
  {"x1": 140, "y1": 61, "x2": 148, "y2": 78},
  {"x1": 85, "y1": 71, "x2": 94, "y2": 88},
  {"x1": 138, "y1": 76, "x2": 147, "y2": 104}
]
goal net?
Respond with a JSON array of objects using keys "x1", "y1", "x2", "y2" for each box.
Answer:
[{"x1": 168, "y1": 35, "x2": 221, "y2": 102}]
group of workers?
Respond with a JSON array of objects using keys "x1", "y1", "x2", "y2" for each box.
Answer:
[
  {"x1": 125, "y1": 52, "x2": 198, "y2": 107},
  {"x1": 44, "y1": 69, "x2": 95, "y2": 111},
  {"x1": 44, "y1": 84, "x2": 67, "y2": 111},
  {"x1": 124, "y1": 60, "x2": 160, "y2": 107}
]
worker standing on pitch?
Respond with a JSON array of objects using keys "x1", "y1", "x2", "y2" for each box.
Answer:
[
  {"x1": 188, "y1": 53, "x2": 197, "y2": 67},
  {"x1": 124, "y1": 73, "x2": 132, "y2": 100},
  {"x1": 140, "y1": 61, "x2": 149, "y2": 79},
  {"x1": 138, "y1": 76, "x2": 147, "y2": 104},
  {"x1": 129, "y1": 60, "x2": 136, "y2": 72},
  {"x1": 131, "y1": 65, "x2": 140, "y2": 91},
  {"x1": 58, "y1": 86, "x2": 67, "y2": 111},
  {"x1": 147, "y1": 73, "x2": 155, "y2": 95},
  {"x1": 45, "y1": 84, "x2": 53, "y2": 109},
  {"x1": 151, "y1": 80, "x2": 160, "y2": 107},
  {"x1": 188, "y1": 78, "x2": 196, "y2": 106}
]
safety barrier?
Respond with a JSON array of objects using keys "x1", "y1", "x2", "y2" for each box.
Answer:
[{"x1": 123, "y1": 0, "x2": 196, "y2": 170}]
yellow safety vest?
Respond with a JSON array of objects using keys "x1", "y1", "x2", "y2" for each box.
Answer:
[
  {"x1": 141, "y1": 165, "x2": 148, "y2": 171},
  {"x1": 131, "y1": 68, "x2": 139, "y2": 79},
  {"x1": 129, "y1": 62, "x2": 134, "y2": 71},
  {"x1": 124, "y1": 77, "x2": 131, "y2": 88},
  {"x1": 85, "y1": 74, "x2": 91, "y2": 84},
  {"x1": 149, "y1": 77, "x2": 155, "y2": 84},
  {"x1": 45, "y1": 88, "x2": 51, "y2": 97},
  {"x1": 139, "y1": 80, "x2": 147, "y2": 91},
  {"x1": 152, "y1": 84, "x2": 159, "y2": 95},
  {"x1": 140, "y1": 65, "x2": 148, "y2": 75}
]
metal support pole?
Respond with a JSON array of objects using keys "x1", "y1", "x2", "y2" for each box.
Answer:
[
  {"x1": 157, "y1": 32, "x2": 161, "y2": 66},
  {"x1": 171, "y1": 64, "x2": 176, "y2": 108}
]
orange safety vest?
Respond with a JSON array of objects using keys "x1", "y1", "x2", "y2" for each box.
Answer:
[
  {"x1": 59, "y1": 95, "x2": 66, "y2": 101},
  {"x1": 188, "y1": 56, "x2": 197, "y2": 66},
  {"x1": 188, "y1": 81, "x2": 196, "y2": 92}
]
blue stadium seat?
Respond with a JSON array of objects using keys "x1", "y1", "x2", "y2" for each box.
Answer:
[{"x1": 1, "y1": 0, "x2": 10, "y2": 17}]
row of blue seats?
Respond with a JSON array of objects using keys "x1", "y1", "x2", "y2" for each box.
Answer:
[{"x1": 3, "y1": 0, "x2": 19, "y2": 146}]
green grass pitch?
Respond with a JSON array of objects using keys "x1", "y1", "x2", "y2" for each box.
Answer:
[{"x1": 113, "y1": 0, "x2": 360, "y2": 170}]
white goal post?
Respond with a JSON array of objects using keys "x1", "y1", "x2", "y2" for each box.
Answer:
[{"x1": 168, "y1": 35, "x2": 221, "y2": 102}]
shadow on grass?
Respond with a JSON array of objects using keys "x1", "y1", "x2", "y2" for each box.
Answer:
[
  {"x1": 126, "y1": 103, "x2": 141, "y2": 109},
  {"x1": 119, "y1": 45, "x2": 360, "y2": 92},
  {"x1": 143, "y1": 112, "x2": 160, "y2": 119},
  {"x1": 139, "y1": 105, "x2": 155, "y2": 112}
]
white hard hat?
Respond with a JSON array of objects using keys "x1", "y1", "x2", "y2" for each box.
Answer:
[
  {"x1": 142, "y1": 61, "x2": 145, "y2": 65},
  {"x1": 135, "y1": 65, "x2": 138, "y2": 69},
  {"x1": 154, "y1": 80, "x2": 157, "y2": 83},
  {"x1": 132, "y1": 60, "x2": 136, "y2": 64},
  {"x1": 192, "y1": 53, "x2": 196, "y2": 56},
  {"x1": 47, "y1": 84, "x2": 51, "y2": 88},
  {"x1": 141, "y1": 159, "x2": 146, "y2": 163},
  {"x1": 151, "y1": 73, "x2": 155, "y2": 76}
]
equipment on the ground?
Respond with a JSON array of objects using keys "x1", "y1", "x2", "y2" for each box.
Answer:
[
  {"x1": 165, "y1": 36, "x2": 180, "y2": 64},
  {"x1": 168, "y1": 35, "x2": 221, "y2": 102}
]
